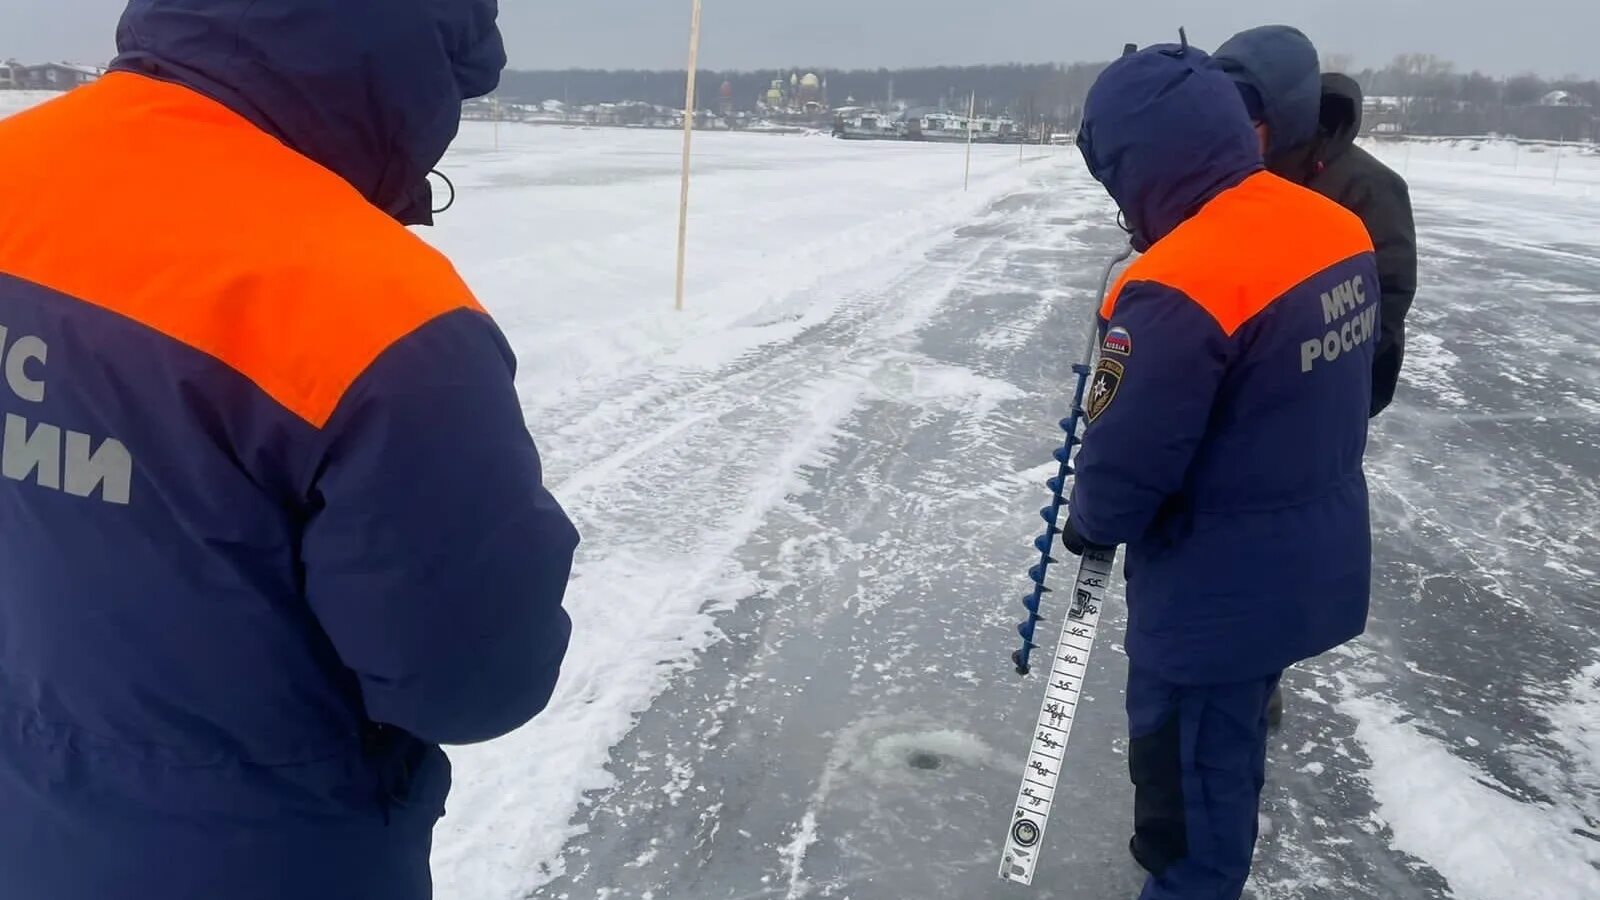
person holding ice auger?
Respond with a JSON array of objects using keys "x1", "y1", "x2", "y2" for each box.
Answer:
[
  {"x1": 1062, "y1": 39, "x2": 1378, "y2": 900},
  {"x1": 0, "y1": 2, "x2": 577, "y2": 898}
]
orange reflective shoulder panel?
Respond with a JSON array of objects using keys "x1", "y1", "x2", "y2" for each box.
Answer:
[
  {"x1": 1103, "y1": 172, "x2": 1374, "y2": 335},
  {"x1": 0, "y1": 73, "x2": 481, "y2": 428}
]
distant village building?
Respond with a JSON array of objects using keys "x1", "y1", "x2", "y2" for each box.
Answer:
[
  {"x1": 1539, "y1": 90, "x2": 1590, "y2": 108},
  {"x1": 0, "y1": 61, "x2": 107, "y2": 91},
  {"x1": 1362, "y1": 95, "x2": 1407, "y2": 135}
]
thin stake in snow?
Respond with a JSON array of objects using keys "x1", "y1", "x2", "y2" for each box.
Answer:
[
  {"x1": 674, "y1": 0, "x2": 704, "y2": 312},
  {"x1": 964, "y1": 91, "x2": 977, "y2": 191}
]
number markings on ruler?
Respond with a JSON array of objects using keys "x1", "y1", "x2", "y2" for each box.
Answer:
[{"x1": 998, "y1": 548, "x2": 1116, "y2": 886}]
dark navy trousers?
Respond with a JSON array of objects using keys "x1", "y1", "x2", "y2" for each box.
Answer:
[{"x1": 1126, "y1": 665, "x2": 1282, "y2": 900}]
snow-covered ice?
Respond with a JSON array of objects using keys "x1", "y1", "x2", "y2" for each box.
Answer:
[
  {"x1": 1257, "y1": 136, "x2": 1600, "y2": 900},
  {"x1": 423, "y1": 123, "x2": 1055, "y2": 898},
  {"x1": 464, "y1": 128, "x2": 1600, "y2": 900},
  {"x1": 7, "y1": 89, "x2": 1599, "y2": 899},
  {"x1": 0, "y1": 92, "x2": 63, "y2": 119},
  {"x1": 1340, "y1": 692, "x2": 1600, "y2": 900}
]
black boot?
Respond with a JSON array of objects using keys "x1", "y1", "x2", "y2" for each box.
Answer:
[{"x1": 1129, "y1": 835, "x2": 1162, "y2": 875}]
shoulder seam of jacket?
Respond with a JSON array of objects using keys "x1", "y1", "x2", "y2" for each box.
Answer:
[{"x1": 1104, "y1": 278, "x2": 1234, "y2": 337}]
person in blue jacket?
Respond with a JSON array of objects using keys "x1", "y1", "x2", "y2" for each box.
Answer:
[
  {"x1": 0, "y1": 2, "x2": 578, "y2": 899},
  {"x1": 1062, "y1": 41, "x2": 1377, "y2": 900}
]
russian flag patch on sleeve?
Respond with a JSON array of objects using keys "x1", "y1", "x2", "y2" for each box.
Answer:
[{"x1": 1102, "y1": 326, "x2": 1132, "y2": 356}]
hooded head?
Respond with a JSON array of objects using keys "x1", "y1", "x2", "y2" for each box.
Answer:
[
  {"x1": 1212, "y1": 25, "x2": 1322, "y2": 163},
  {"x1": 1076, "y1": 44, "x2": 1262, "y2": 252},
  {"x1": 112, "y1": 0, "x2": 506, "y2": 225},
  {"x1": 1318, "y1": 72, "x2": 1365, "y2": 155}
]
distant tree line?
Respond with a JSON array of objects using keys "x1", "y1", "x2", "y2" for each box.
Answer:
[
  {"x1": 1342, "y1": 55, "x2": 1599, "y2": 140},
  {"x1": 498, "y1": 64, "x2": 1108, "y2": 126},
  {"x1": 1344, "y1": 54, "x2": 1599, "y2": 107},
  {"x1": 498, "y1": 56, "x2": 1600, "y2": 141}
]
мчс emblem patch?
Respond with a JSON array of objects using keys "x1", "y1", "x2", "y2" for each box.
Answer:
[
  {"x1": 1086, "y1": 359, "x2": 1123, "y2": 423},
  {"x1": 1101, "y1": 326, "x2": 1132, "y2": 356}
]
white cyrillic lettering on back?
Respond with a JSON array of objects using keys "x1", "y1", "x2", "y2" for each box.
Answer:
[
  {"x1": 1341, "y1": 282, "x2": 1359, "y2": 316},
  {"x1": 2, "y1": 414, "x2": 62, "y2": 489},
  {"x1": 4, "y1": 334, "x2": 47, "y2": 403},
  {"x1": 65, "y1": 431, "x2": 133, "y2": 506},
  {"x1": 1301, "y1": 339, "x2": 1323, "y2": 373},
  {"x1": 1320, "y1": 292, "x2": 1341, "y2": 324}
]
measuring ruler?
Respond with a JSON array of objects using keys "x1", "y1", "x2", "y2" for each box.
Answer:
[{"x1": 998, "y1": 545, "x2": 1116, "y2": 885}]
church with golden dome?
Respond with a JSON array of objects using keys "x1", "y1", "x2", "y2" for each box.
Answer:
[{"x1": 759, "y1": 72, "x2": 830, "y2": 118}]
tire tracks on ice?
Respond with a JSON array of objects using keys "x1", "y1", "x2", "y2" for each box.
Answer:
[
  {"x1": 436, "y1": 181, "x2": 1062, "y2": 900},
  {"x1": 526, "y1": 164, "x2": 1151, "y2": 900}
]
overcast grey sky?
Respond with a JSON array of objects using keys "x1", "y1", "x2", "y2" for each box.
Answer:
[{"x1": 7, "y1": 1, "x2": 1594, "y2": 78}]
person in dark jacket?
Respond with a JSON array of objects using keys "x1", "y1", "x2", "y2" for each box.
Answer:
[
  {"x1": 1067, "y1": 41, "x2": 1377, "y2": 900},
  {"x1": 1213, "y1": 24, "x2": 1418, "y2": 730},
  {"x1": 0, "y1": 2, "x2": 578, "y2": 898},
  {"x1": 1214, "y1": 25, "x2": 1419, "y2": 418}
]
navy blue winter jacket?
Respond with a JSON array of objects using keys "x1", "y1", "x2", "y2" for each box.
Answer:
[
  {"x1": 1070, "y1": 45, "x2": 1376, "y2": 684},
  {"x1": 0, "y1": 3, "x2": 577, "y2": 898}
]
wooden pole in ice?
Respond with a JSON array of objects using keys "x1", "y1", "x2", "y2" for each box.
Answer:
[
  {"x1": 674, "y1": 0, "x2": 705, "y2": 312},
  {"x1": 964, "y1": 91, "x2": 977, "y2": 191}
]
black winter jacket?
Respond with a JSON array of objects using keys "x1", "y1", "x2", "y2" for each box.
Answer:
[{"x1": 1274, "y1": 75, "x2": 1419, "y2": 417}]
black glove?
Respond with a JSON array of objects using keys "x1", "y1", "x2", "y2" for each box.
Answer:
[{"x1": 1060, "y1": 519, "x2": 1116, "y2": 558}]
